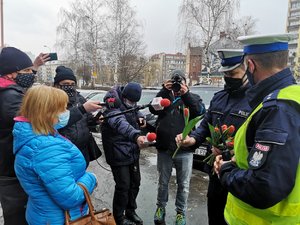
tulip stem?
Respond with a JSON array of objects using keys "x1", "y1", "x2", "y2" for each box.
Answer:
[{"x1": 172, "y1": 145, "x2": 181, "y2": 158}]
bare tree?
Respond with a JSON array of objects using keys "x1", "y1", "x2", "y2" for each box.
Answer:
[
  {"x1": 179, "y1": 0, "x2": 239, "y2": 73},
  {"x1": 226, "y1": 16, "x2": 257, "y2": 40},
  {"x1": 80, "y1": 0, "x2": 106, "y2": 86},
  {"x1": 56, "y1": 2, "x2": 85, "y2": 67},
  {"x1": 56, "y1": 0, "x2": 146, "y2": 86},
  {"x1": 56, "y1": 0, "x2": 106, "y2": 86},
  {"x1": 104, "y1": 0, "x2": 147, "y2": 84}
]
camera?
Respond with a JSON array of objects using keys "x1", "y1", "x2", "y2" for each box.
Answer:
[{"x1": 171, "y1": 75, "x2": 183, "y2": 92}]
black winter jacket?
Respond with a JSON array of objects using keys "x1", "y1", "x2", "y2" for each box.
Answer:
[
  {"x1": 58, "y1": 92, "x2": 96, "y2": 167},
  {"x1": 149, "y1": 87, "x2": 204, "y2": 154},
  {"x1": 101, "y1": 86, "x2": 143, "y2": 166},
  {"x1": 0, "y1": 82, "x2": 25, "y2": 177}
]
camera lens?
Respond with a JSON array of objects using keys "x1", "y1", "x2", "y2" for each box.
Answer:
[
  {"x1": 172, "y1": 83, "x2": 181, "y2": 92},
  {"x1": 171, "y1": 75, "x2": 182, "y2": 92}
]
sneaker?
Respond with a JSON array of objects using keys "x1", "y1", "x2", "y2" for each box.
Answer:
[
  {"x1": 175, "y1": 212, "x2": 186, "y2": 225},
  {"x1": 154, "y1": 207, "x2": 166, "y2": 224}
]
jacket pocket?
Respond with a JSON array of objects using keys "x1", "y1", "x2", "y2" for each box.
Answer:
[{"x1": 255, "y1": 129, "x2": 288, "y2": 145}]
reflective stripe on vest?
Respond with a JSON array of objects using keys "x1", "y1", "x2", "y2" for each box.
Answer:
[{"x1": 225, "y1": 85, "x2": 300, "y2": 225}]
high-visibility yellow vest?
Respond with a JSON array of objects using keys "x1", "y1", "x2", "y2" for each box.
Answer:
[{"x1": 225, "y1": 85, "x2": 300, "y2": 225}]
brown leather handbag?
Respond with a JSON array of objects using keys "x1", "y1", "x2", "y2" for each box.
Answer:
[{"x1": 65, "y1": 183, "x2": 116, "y2": 225}]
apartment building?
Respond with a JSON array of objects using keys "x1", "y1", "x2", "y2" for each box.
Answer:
[
  {"x1": 286, "y1": 0, "x2": 300, "y2": 78},
  {"x1": 186, "y1": 44, "x2": 202, "y2": 85}
]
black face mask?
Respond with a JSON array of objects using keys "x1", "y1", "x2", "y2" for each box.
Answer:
[
  {"x1": 59, "y1": 85, "x2": 77, "y2": 97},
  {"x1": 224, "y1": 74, "x2": 245, "y2": 92},
  {"x1": 15, "y1": 73, "x2": 35, "y2": 88},
  {"x1": 246, "y1": 69, "x2": 255, "y2": 86}
]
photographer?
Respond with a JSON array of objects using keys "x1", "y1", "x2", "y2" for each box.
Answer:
[{"x1": 150, "y1": 70, "x2": 205, "y2": 225}]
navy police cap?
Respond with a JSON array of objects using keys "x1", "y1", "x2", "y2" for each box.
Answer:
[
  {"x1": 217, "y1": 49, "x2": 243, "y2": 72},
  {"x1": 238, "y1": 33, "x2": 296, "y2": 55}
]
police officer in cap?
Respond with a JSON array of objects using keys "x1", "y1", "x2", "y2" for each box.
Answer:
[
  {"x1": 176, "y1": 49, "x2": 251, "y2": 225},
  {"x1": 214, "y1": 34, "x2": 300, "y2": 224}
]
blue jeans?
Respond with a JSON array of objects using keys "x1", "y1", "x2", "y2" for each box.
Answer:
[{"x1": 156, "y1": 151, "x2": 193, "y2": 213}]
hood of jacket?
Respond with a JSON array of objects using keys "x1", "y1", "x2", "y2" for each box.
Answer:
[{"x1": 0, "y1": 77, "x2": 16, "y2": 88}]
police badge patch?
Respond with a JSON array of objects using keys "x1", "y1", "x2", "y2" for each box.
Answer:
[{"x1": 248, "y1": 143, "x2": 270, "y2": 169}]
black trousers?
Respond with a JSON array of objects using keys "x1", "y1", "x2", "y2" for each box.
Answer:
[
  {"x1": 207, "y1": 174, "x2": 228, "y2": 225},
  {"x1": 0, "y1": 176, "x2": 28, "y2": 225},
  {"x1": 111, "y1": 161, "x2": 141, "y2": 223}
]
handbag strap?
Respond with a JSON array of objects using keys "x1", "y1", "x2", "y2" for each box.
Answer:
[{"x1": 65, "y1": 183, "x2": 97, "y2": 224}]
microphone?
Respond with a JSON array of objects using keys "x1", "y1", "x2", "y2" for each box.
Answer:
[
  {"x1": 95, "y1": 97, "x2": 171, "y2": 121},
  {"x1": 98, "y1": 98, "x2": 121, "y2": 108},
  {"x1": 138, "y1": 97, "x2": 171, "y2": 110},
  {"x1": 142, "y1": 132, "x2": 157, "y2": 147},
  {"x1": 146, "y1": 132, "x2": 157, "y2": 142}
]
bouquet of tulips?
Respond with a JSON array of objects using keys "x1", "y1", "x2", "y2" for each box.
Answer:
[
  {"x1": 172, "y1": 108, "x2": 203, "y2": 158},
  {"x1": 203, "y1": 121, "x2": 235, "y2": 166}
]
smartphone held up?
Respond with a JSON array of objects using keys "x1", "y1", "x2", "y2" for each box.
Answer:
[{"x1": 48, "y1": 53, "x2": 58, "y2": 61}]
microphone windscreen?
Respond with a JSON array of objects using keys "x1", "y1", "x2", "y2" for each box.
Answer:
[
  {"x1": 146, "y1": 132, "x2": 157, "y2": 142},
  {"x1": 105, "y1": 97, "x2": 121, "y2": 108},
  {"x1": 160, "y1": 98, "x2": 171, "y2": 107}
]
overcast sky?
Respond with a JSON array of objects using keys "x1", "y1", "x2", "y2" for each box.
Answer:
[{"x1": 3, "y1": 0, "x2": 288, "y2": 57}]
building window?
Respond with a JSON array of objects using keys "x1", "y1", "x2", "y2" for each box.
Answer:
[
  {"x1": 290, "y1": 21, "x2": 300, "y2": 26},
  {"x1": 291, "y1": 2, "x2": 300, "y2": 9},
  {"x1": 291, "y1": 11, "x2": 300, "y2": 17}
]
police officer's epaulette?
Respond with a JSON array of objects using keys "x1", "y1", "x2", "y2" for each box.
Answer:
[{"x1": 262, "y1": 89, "x2": 280, "y2": 108}]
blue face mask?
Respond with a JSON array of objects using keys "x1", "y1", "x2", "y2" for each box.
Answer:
[{"x1": 54, "y1": 110, "x2": 70, "y2": 129}]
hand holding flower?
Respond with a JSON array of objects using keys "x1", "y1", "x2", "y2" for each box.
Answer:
[
  {"x1": 211, "y1": 146, "x2": 222, "y2": 156},
  {"x1": 203, "y1": 123, "x2": 235, "y2": 166},
  {"x1": 175, "y1": 134, "x2": 196, "y2": 147},
  {"x1": 172, "y1": 108, "x2": 203, "y2": 158}
]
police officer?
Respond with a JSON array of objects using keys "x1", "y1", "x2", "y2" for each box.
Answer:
[
  {"x1": 214, "y1": 34, "x2": 300, "y2": 224},
  {"x1": 176, "y1": 49, "x2": 251, "y2": 225}
]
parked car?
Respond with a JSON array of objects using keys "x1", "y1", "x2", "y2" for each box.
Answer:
[
  {"x1": 85, "y1": 90, "x2": 107, "y2": 101},
  {"x1": 78, "y1": 89, "x2": 95, "y2": 98}
]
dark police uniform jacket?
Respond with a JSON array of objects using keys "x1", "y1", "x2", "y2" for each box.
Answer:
[
  {"x1": 220, "y1": 68, "x2": 300, "y2": 209},
  {"x1": 190, "y1": 85, "x2": 252, "y2": 198},
  {"x1": 190, "y1": 85, "x2": 251, "y2": 148}
]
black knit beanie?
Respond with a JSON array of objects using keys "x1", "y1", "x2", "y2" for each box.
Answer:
[
  {"x1": 122, "y1": 82, "x2": 142, "y2": 102},
  {"x1": 54, "y1": 66, "x2": 77, "y2": 84},
  {"x1": 0, "y1": 47, "x2": 33, "y2": 76}
]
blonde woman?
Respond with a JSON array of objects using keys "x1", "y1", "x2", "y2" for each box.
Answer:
[{"x1": 13, "y1": 85, "x2": 97, "y2": 225}]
